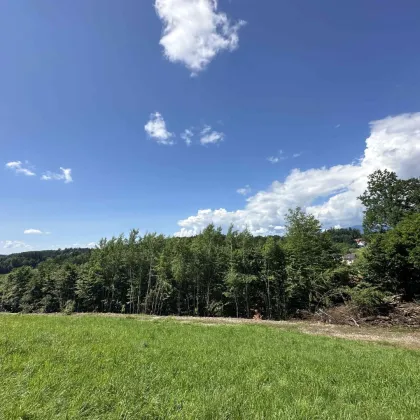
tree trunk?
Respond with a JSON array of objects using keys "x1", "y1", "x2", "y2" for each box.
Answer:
[
  {"x1": 145, "y1": 260, "x2": 153, "y2": 314},
  {"x1": 245, "y1": 283, "x2": 250, "y2": 318},
  {"x1": 206, "y1": 283, "x2": 210, "y2": 316}
]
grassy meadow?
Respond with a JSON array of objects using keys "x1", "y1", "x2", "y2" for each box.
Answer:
[{"x1": 1, "y1": 314, "x2": 420, "y2": 419}]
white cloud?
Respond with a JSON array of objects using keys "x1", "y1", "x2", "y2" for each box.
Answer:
[
  {"x1": 201, "y1": 125, "x2": 212, "y2": 135},
  {"x1": 1, "y1": 240, "x2": 32, "y2": 250},
  {"x1": 181, "y1": 128, "x2": 194, "y2": 146},
  {"x1": 41, "y1": 167, "x2": 73, "y2": 183},
  {"x1": 5, "y1": 161, "x2": 36, "y2": 176},
  {"x1": 200, "y1": 125, "x2": 224, "y2": 145},
  {"x1": 335, "y1": 124, "x2": 341, "y2": 128},
  {"x1": 292, "y1": 152, "x2": 302, "y2": 158},
  {"x1": 23, "y1": 229, "x2": 50, "y2": 235},
  {"x1": 155, "y1": 0, "x2": 246, "y2": 75},
  {"x1": 236, "y1": 185, "x2": 251, "y2": 196},
  {"x1": 72, "y1": 242, "x2": 97, "y2": 249},
  {"x1": 145, "y1": 112, "x2": 174, "y2": 145},
  {"x1": 267, "y1": 150, "x2": 286, "y2": 164},
  {"x1": 174, "y1": 227, "x2": 198, "y2": 238},
  {"x1": 175, "y1": 112, "x2": 420, "y2": 236},
  {"x1": 49, "y1": 242, "x2": 95, "y2": 250},
  {"x1": 24, "y1": 229, "x2": 44, "y2": 235}
]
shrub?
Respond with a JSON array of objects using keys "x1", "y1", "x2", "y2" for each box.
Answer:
[
  {"x1": 345, "y1": 285, "x2": 388, "y2": 316},
  {"x1": 63, "y1": 300, "x2": 75, "y2": 315}
]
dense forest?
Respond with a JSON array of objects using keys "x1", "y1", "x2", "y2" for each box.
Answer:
[
  {"x1": 0, "y1": 249, "x2": 91, "y2": 274},
  {"x1": 1, "y1": 170, "x2": 419, "y2": 319}
]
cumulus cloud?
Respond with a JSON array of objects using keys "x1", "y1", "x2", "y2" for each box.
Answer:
[
  {"x1": 237, "y1": 185, "x2": 251, "y2": 196},
  {"x1": 200, "y1": 125, "x2": 224, "y2": 145},
  {"x1": 1, "y1": 240, "x2": 32, "y2": 250},
  {"x1": 145, "y1": 112, "x2": 174, "y2": 145},
  {"x1": 155, "y1": 0, "x2": 246, "y2": 75},
  {"x1": 41, "y1": 168, "x2": 73, "y2": 183},
  {"x1": 175, "y1": 112, "x2": 420, "y2": 236},
  {"x1": 5, "y1": 161, "x2": 36, "y2": 176},
  {"x1": 181, "y1": 128, "x2": 194, "y2": 146}
]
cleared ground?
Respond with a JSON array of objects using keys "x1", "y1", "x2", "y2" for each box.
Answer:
[
  {"x1": 165, "y1": 315, "x2": 420, "y2": 349},
  {"x1": 1, "y1": 314, "x2": 420, "y2": 419}
]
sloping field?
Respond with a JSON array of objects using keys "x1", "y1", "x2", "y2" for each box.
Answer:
[{"x1": 1, "y1": 314, "x2": 419, "y2": 419}]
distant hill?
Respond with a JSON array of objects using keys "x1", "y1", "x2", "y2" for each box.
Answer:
[{"x1": 0, "y1": 248, "x2": 92, "y2": 275}]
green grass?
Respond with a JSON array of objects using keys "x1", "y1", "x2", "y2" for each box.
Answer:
[{"x1": 1, "y1": 315, "x2": 420, "y2": 419}]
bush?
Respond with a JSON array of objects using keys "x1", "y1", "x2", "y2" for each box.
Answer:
[
  {"x1": 63, "y1": 300, "x2": 75, "y2": 315},
  {"x1": 346, "y1": 286, "x2": 388, "y2": 316}
]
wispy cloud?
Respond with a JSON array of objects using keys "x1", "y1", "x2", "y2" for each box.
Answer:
[
  {"x1": 5, "y1": 161, "x2": 36, "y2": 176},
  {"x1": 201, "y1": 132, "x2": 224, "y2": 145},
  {"x1": 200, "y1": 125, "x2": 224, "y2": 145},
  {"x1": 181, "y1": 128, "x2": 194, "y2": 146},
  {"x1": 267, "y1": 150, "x2": 290, "y2": 163},
  {"x1": 145, "y1": 112, "x2": 174, "y2": 145},
  {"x1": 292, "y1": 152, "x2": 302, "y2": 158},
  {"x1": 72, "y1": 242, "x2": 97, "y2": 249},
  {"x1": 155, "y1": 0, "x2": 246, "y2": 75},
  {"x1": 236, "y1": 185, "x2": 251, "y2": 196},
  {"x1": 267, "y1": 151, "x2": 282, "y2": 163},
  {"x1": 145, "y1": 117, "x2": 227, "y2": 147},
  {"x1": 41, "y1": 168, "x2": 73, "y2": 183},
  {"x1": 335, "y1": 124, "x2": 341, "y2": 128}
]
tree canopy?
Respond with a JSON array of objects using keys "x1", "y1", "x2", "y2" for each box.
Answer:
[
  {"x1": 1, "y1": 170, "x2": 419, "y2": 319},
  {"x1": 359, "y1": 169, "x2": 420, "y2": 233}
]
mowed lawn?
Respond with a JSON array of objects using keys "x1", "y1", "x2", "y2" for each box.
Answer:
[{"x1": 1, "y1": 315, "x2": 420, "y2": 419}]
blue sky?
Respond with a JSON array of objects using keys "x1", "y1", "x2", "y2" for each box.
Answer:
[{"x1": 1, "y1": 0, "x2": 420, "y2": 252}]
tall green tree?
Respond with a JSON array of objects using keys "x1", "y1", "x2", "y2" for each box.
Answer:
[
  {"x1": 284, "y1": 208, "x2": 339, "y2": 312},
  {"x1": 359, "y1": 170, "x2": 420, "y2": 233},
  {"x1": 0, "y1": 266, "x2": 35, "y2": 311},
  {"x1": 261, "y1": 237, "x2": 287, "y2": 319},
  {"x1": 362, "y1": 213, "x2": 420, "y2": 299}
]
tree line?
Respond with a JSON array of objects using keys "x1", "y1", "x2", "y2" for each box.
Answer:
[
  {"x1": 0, "y1": 248, "x2": 91, "y2": 274},
  {"x1": 1, "y1": 170, "x2": 419, "y2": 318}
]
